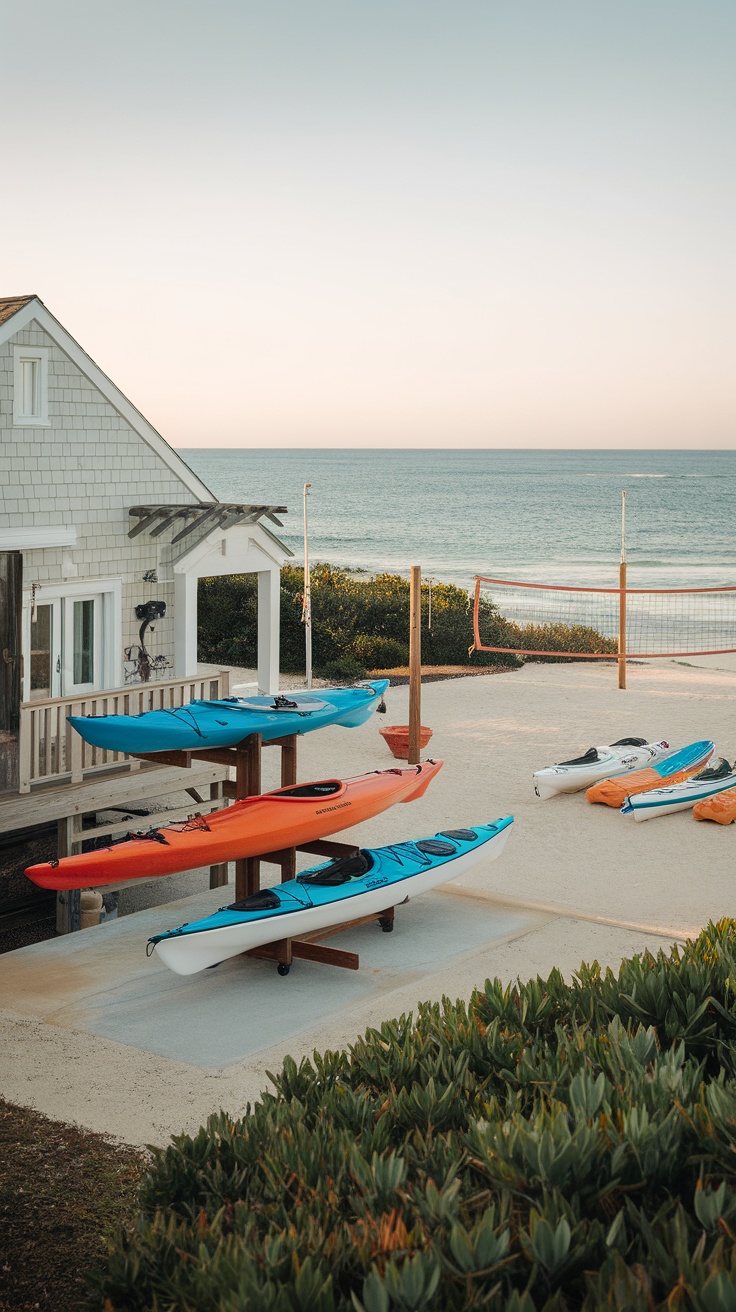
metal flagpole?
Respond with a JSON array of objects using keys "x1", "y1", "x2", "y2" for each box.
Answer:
[
  {"x1": 618, "y1": 490, "x2": 627, "y2": 691},
  {"x1": 302, "y1": 483, "x2": 312, "y2": 689}
]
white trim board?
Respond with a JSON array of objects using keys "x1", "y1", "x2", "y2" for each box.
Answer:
[
  {"x1": 0, "y1": 526, "x2": 77, "y2": 550},
  {"x1": 0, "y1": 299, "x2": 214, "y2": 503}
]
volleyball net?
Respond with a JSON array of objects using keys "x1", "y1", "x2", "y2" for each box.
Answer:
[{"x1": 472, "y1": 575, "x2": 736, "y2": 660}]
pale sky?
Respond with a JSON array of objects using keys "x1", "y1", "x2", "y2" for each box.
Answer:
[{"x1": 4, "y1": 1, "x2": 735, "y2": 448}]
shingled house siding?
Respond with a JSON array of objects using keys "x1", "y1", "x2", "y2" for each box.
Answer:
[{"x1": 0, "y1": 320, "x2": 196, "y2": 678}]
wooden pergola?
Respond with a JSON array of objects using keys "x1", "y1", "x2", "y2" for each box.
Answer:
[
  {"x1": 128, "y1": 503, "x2": 292, "y2": 691},
  {"x1": 128, "y1": 503, "x2": 287, "y2": 546}
]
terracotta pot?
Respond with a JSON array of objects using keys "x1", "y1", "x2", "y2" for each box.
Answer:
[{"x1": 379, "y1": 724, "x2": 433, "y2": 760}]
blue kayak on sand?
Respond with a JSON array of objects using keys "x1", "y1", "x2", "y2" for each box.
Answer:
[
  {"x1": 68, "y1": 680, "x2": 390, "y2": 753},
  {"x1": 149, "y1": 817, "x2": 514, "y2": 975}
]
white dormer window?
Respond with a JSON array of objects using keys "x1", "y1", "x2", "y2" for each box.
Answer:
[{"x1": 13, "y1": 346, "x2": 49, "y2": 425}]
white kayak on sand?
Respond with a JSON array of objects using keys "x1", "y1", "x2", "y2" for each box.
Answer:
[
  {"x1": 533, "y1": 739, "x2": 671, "y2": 801},
  {"x1": 621, "y1": 758, "x2": 736, "y2": 822}
]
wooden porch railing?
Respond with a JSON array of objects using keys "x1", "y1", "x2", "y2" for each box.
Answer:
[{"x1": 18, "y1": 670, "x2": 231, "y2": 793}]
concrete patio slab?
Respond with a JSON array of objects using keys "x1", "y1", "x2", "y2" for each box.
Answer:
[{"x1": 2, "y1": 886, "x2": 533, "y2": 1069}]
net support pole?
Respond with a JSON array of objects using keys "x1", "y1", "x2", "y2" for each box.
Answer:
[
  {"x1": 618, "y1": 490, "x2": 627, "y2": 690},
  {"x1": 408, "y1": 565, "x2": 422, "y2": 765}
]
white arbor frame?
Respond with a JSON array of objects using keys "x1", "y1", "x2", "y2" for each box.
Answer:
[{"x1": 173, "y1": 522, "x2": 288, "y2": 693}]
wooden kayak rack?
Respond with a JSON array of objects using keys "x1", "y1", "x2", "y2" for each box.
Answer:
[{"x1": 134, "y1": 732, "x2": 397, "y2": 975}]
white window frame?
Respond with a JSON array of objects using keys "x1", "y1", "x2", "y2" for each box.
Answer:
[
  {"x1": 13, "y1": 345, "x2": 50, "y2": 426},
  {"x1": 21, "y1": 579, "x2": 123, "y2": 700}
]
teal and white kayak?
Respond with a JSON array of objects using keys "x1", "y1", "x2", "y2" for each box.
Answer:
[
  {"x1": 621, "y1": 757, "x2": 736, "y2": 822},
  {"x1": 68, "y1": 680, "x2": 389, "y2": 753},
  {"x1": 149, "y1": 818, "x2": 514, "y2": 975}
]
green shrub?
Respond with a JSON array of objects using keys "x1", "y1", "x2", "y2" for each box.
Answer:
[
  {"x1": 353, "y1": 635, "x2": 409, "y2": 669},
  {"x1": 510, "y1": 622, "x2": 618, "y2": 662},
  {"x1": 316, "y1": 655, "x2": 368, "y2": 683},
  {"x1": 198, "y1": 565, "x2": 525, "y2": 674},
  {"x1": 198, "y1": 566, "x2": 616, "y2": 675},
  {"x1": 91, "y1": 920, "x2": 736, "y2": 1311}
]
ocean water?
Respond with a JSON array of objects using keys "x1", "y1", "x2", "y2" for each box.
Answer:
[{"x1": 182, "y1": 448, "x2": 736, "y2": 594}]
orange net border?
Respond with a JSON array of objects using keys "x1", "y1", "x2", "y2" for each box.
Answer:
[{"x1": 472, "y1": 575, "x2": 736, "y2": 660}]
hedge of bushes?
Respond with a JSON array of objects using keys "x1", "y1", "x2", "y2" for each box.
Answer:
[
  {"x1": 197, "y1": 565, "x2": 615, "y2": 678},
  {"x1": 92, "y1": 920, "x2": 736, "y2": 1310}
]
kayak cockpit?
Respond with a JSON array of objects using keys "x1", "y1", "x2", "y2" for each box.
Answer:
[
  {"x1": 693, "y1": 758, "x2": 732, "y2": 781},
  {"x1": 273, "y1": 780, "x2": 344, "y2": 800},
  {"x1": 297, "y1": 852, "x2": 374, "y2": 885},
  {"x1": 228, "y1": 888, "x2": 283, "y2": 912}
]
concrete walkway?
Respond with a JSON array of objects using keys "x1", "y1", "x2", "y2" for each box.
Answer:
[{"x1": 2, "y1": 658, "x2": 734, "y2": 1145}]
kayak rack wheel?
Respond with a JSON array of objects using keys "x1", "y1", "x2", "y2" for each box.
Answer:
[
  {"x1": 277, "y1": 962, "x2": 291, "y2": 976},
  {"x1": 378, "y1": 917, "x2": 394, "y2": 933}
]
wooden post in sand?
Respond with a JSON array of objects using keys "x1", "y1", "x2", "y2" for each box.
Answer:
[
  {"x1": 408, "y1": 565, "x2": 422, "y2": 764},
  {"x1": 618, "y1": 491, "x2": 627, "y2": 690}
]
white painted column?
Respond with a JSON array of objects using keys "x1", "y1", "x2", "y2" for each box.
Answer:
[
  {"x1": 174, "y1": 570, "x2": 198, "y2": 677},
  {"x1": 257, "y1": 568, "x2": 280, "y2": 694}
]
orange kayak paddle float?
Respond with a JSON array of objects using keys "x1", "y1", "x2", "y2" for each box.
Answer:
[{"x1": 25, "y1": 760, "x2": 444, "y2": 891}]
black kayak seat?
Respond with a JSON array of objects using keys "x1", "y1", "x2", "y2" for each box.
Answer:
[
  {"x1": 556, "y1": 747, "x2": 600, "y2": 767},
  {"x1": 694, "y1": 758, "x2": 732, "y2": 781},
  {"x1": 297, "y1": 852, "x2": 374, "y2": 886},
  {"x1": 276, "y1": 781, "x2": 342, "y2": 798},
  {"x1": 228, "y1": 888, "x2": 282, "y2": 912},
  {"x1": 556, "y1": 737, "x2": 648, "y2": 767}
]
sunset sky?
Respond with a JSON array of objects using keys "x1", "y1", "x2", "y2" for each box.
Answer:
[{"x1": 5, "y1": 1, "x2": 735, "y2": 448}]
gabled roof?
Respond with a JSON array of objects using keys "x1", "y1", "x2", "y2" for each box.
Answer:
[
  {"x1": 0, "y1": 295, "x2": 36, "y2": 327},
  {"x1": 0, "y1": 294, "x2": 215, "y2": 503}
]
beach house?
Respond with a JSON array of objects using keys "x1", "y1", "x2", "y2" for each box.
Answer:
[{"x1": 0, "y1": 294, "x2": 291, "y2": 924}]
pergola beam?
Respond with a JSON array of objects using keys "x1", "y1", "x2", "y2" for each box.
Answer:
[{"x1": 128, "y1": 503, "x2": 288, "y2": 542}]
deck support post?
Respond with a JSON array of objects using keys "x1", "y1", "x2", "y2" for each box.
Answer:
[{"x1": 55, "y1": 815, "x2": 81, "y2": 933}]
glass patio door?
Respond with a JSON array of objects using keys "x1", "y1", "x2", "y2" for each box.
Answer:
[
  {"x1": 63, "y1": 595, "x2": 103, "y2": 695},
  {"x1": 29, "y1": 599, "x2": 62, "y2": 701}
]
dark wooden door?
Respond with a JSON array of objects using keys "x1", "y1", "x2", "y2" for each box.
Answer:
[{"x1": 0, "y1": 552, "x2": 22, "y2": 793}]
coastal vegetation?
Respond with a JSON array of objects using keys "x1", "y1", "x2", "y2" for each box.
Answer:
[
  {"x1": 91, "y1": 919, "x2": 736, "y2": 1310},
  {"x1": 197, "y1": 565, "x2": 616, "y2": 678}
]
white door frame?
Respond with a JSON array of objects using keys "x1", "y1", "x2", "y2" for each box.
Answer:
[
  {"x1": 22, "y1": 579, "x2": 123, "y2": 700},
  {"x1": 172, "y1": 524, "x2": 289, "y2": 694}
]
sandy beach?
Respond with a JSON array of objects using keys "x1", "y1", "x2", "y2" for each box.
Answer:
[{"x1": 1, "y1": 657, "x2": 735, "y2": 1146}]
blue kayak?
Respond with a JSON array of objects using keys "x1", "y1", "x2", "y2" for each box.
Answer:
[
  {"x1": 68, "y1": 680, "x2": 390, "y2": 753},
  {"x1": 149, "y1": 817, "x2": 514, "y2": 975}
]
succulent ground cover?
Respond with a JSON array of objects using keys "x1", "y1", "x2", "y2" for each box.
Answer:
[{"x1": 88, "y1": 919, "x2": 736, "y2": 1310}]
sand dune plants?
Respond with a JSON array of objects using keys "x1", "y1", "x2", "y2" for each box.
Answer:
[{"x1": 91, "y1": 920, "x2": 736, "y2": 1310}]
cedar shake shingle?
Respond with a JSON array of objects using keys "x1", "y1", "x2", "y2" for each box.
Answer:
[{"x1": 0, "y1": 295, "x2": 38, "y2": 327}]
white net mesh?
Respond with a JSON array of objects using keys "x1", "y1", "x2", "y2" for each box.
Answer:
[{"x1": 473, "y1": 576, "x2": 736, "y2": 658}]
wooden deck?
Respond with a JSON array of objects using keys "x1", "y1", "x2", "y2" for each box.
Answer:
[
  {"x1": 0, "y1": 760, "x2": 230, "y2": 836},
  {"x1": 16, "y1": 669, "x2": 231, "y2": 793}
]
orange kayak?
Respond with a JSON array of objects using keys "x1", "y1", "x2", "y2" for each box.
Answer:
[
  {"x1": 25, "y1": 760, "x2": 444, "y2": 890},
  {"x1": 586, "y1": 740, "x2": 714, "y2": 808},
  {"x1": 694, "y1": 788, "x2": 736, "y2": 824}
]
